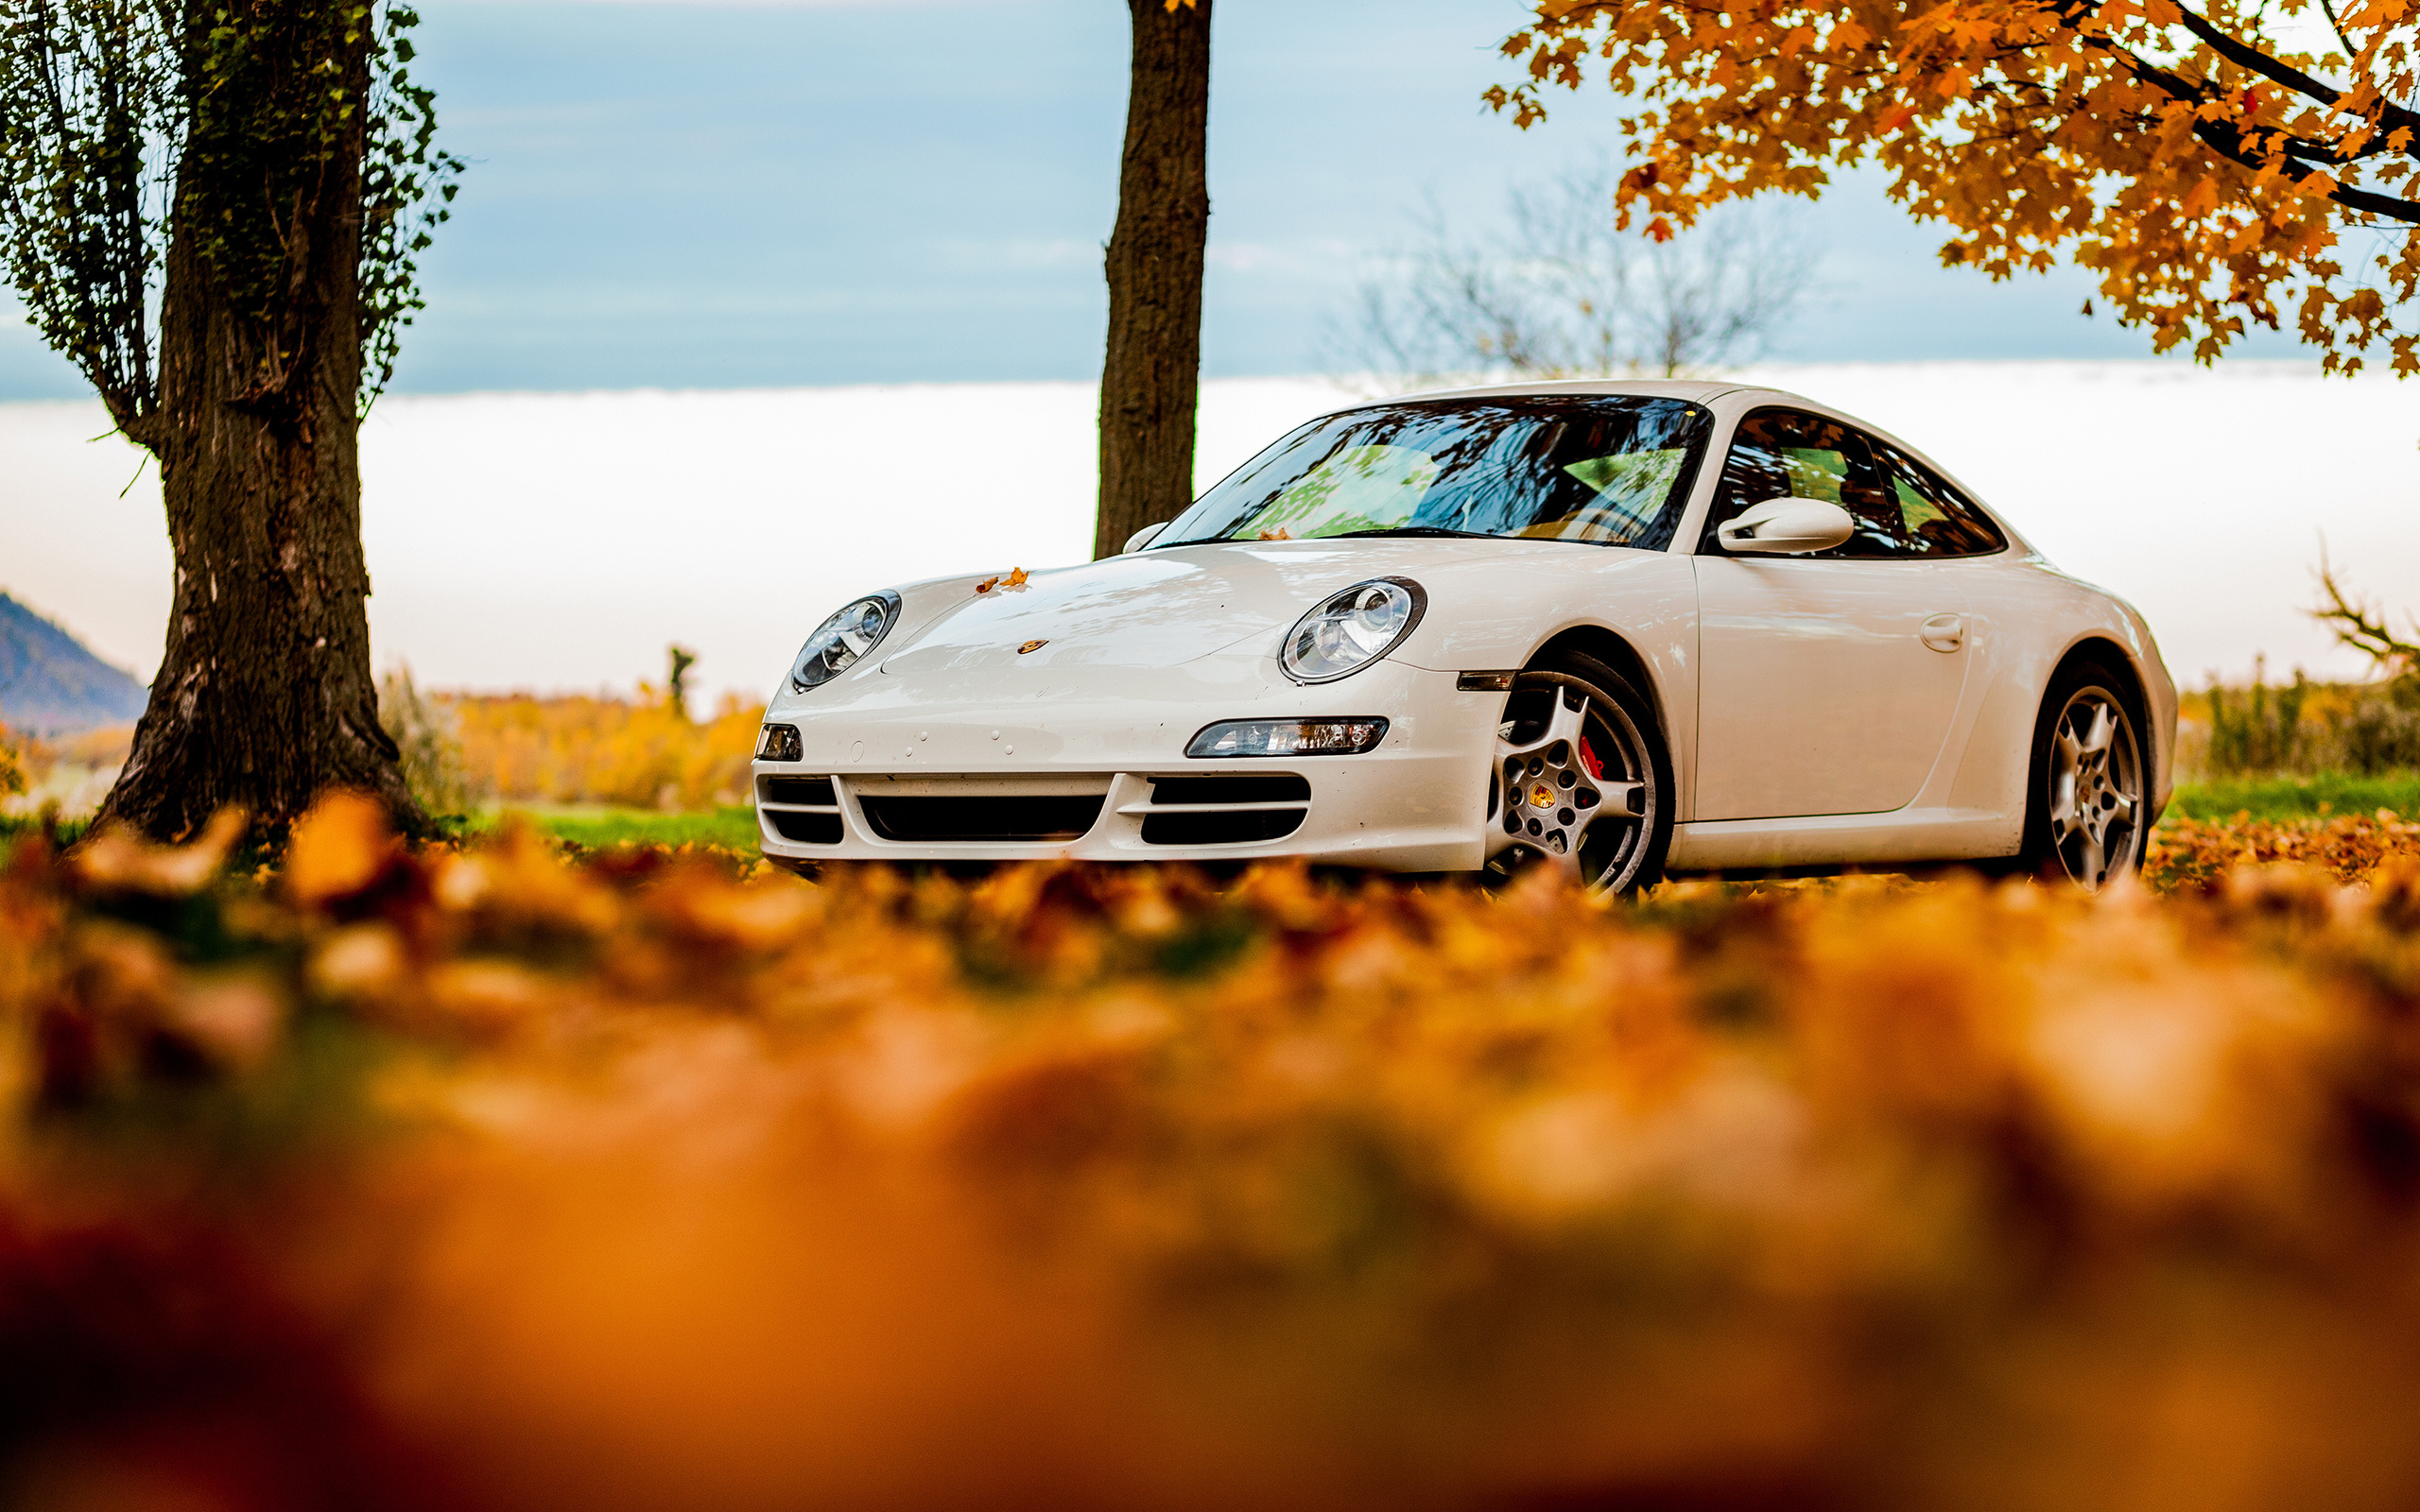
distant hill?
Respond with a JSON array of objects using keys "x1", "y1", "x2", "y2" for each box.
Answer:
[{"x1": 0, "y1": 593, "x2": 148, "y2": 735}]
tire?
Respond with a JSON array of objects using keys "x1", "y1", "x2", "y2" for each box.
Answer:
[
  {"x1": 1482, "y1": 652, "x2": 1676, "y2": 894},
  {"x1": 2020, "y1": 656, "x2": 2151, "y2": 890}
]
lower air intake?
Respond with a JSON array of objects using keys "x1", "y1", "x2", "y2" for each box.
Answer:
[
  {"x1": 1141, "y1": 809, "x2": 1306, "y2": 846},
  {"x1": 1149, "y1": 775, "x2": 1310, "y2": 806},
  {"x1": 1139, "y1": 774, "x2": 1310, "y2": 846},
  {"x1": 767, "y1": 810, "x2": 842, "y2": 845},
  {"x1": 858, "y1": 795, "x2": 1104, "y2": 843}
]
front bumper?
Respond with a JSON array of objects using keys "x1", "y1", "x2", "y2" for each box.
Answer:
[{"x1": 751, "y1": 661, "x2": 1495, "y2": 870}]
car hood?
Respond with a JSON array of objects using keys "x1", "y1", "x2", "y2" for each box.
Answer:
[
  {"x1": 874, "y1": 537, "x2": 1661, "y2": 685},
  {"x1": 879, "y1": 548, "x2": 1274, "y2": 679}
]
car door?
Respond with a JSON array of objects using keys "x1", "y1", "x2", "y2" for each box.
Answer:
[{"x1": 1692, "y1": 408, "x2": 1992, "y2": 820}]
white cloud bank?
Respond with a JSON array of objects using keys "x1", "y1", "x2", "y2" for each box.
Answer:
[{"x1": 1, "y1": 363, "x2": 2413, "y2": 713}]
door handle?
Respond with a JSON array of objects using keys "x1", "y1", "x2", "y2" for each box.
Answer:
[{"x1": 1919, "y1": 613, "x2": 1965, "y2": 654}]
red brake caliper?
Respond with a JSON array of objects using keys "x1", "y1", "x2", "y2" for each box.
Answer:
[{"x1": 1577, "y1": 735, "x2": 1605, "y2": 780}]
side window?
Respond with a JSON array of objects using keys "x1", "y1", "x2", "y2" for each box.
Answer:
[
  {"x1": 1700, "y1": 408, "x2": 1903, "y2": 558},
  {"x1": 1866, "y1": 437, "x2": 2008, "y2": 558}
]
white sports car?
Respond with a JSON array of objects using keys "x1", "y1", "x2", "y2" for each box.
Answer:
[{"x1": 752, "y1": 380, "x2": 2174, "y2": 892}]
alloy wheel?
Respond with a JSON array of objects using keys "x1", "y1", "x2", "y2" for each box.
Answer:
[
  {"x1": 1484, "y1": 676, "x2": 1657, "y2": 891},
  {"x1": 2046, "y1": 686, "x2": 2144, "y2": 890}
]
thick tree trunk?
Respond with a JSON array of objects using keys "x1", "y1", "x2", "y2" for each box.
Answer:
[
  {"x1": 1095, "y1": 0, "x2": 1212, "y2": 560},
  {"x1": 96, "y1": 30, "x2": 415, "y2": 843}
]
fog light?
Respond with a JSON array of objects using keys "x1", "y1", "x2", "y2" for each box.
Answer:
[
  {"x1": 1185, "y1": 718, "x2": 1389, "y2": 758},
  {"x1": 758, "y1": 723, "x2": 803, "y2": 762}
]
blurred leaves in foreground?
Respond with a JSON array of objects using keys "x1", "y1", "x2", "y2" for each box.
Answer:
[{"x1": 8, "y1": 799, "x2": 2420, "y2": 1510}]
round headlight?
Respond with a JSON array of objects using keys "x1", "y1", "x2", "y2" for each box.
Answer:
[
  {"x1": 791, "y1": 591, "x2": 901, "y2": 691},
  {"x1": 1279, "y1": 576, "x2": 1426, "y2": 684}
]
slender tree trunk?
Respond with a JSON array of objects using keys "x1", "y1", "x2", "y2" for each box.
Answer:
[
  {"x1": 1095, "y1": 0, "x2": 1211, "y2": 560},
  {"x1": 97, "y1": 23, "x2": 415, "y2": 843}
]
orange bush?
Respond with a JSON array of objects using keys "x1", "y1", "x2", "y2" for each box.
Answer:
[
  {"x1": 1, "y1": 721, "x2": 132, "y2": 790},
  {"x1": 0, "y1": 722, "x2": 132, "y2": 816},
  {"x1": 446, "y1": 688, "x2": 759, "y2": 809},
  {"x1": 10, "y1": 807, "x2": 2420, "y2": 1509}
]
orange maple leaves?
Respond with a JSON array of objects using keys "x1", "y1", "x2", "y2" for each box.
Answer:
[{"x1": 1493, "y1": 0, "x2": 2420, "y2": 374}]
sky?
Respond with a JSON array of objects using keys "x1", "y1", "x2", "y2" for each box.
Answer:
[
  {"x1": 0, "y1": 0, "x2": 2307, "y2": 400},
  {"x1": 1, "y1": 0, "x2": 2394, "y2": 714}
]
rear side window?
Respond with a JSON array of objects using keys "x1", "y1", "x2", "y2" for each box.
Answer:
[
  {"x1": 1702, "y1": 407, "x2": 2004, "y2": 559},
  {"x1": 1865, "y1": 436, "x2": 2007, "y2": 558}
]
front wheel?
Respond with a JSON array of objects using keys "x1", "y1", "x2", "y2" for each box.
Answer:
[
  {"x1": 2022, "y1": 661, "x2": 2150, "y2": 890},
  {"x1": 1483, "y1": 659, "x2": 1674, "y2": 894}
]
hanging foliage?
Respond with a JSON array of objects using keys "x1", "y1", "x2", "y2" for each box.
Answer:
[{"x1": 1491, "y1": 0, "x2": 2420, "y2": 374}]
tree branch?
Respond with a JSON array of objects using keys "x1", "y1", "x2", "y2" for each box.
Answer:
[
  {"x1": 2095, "y1": 41, "x2": 2420, "y2": 222},
  {"x1": 2191, "y1": 112, "x2": 2420, "y2": 223},
  {"x1": 2316, "y1": 0, "x2": 2363, "y2": 65}
]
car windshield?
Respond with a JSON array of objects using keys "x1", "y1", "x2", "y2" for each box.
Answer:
[{"x1": 1157, "y1": 396, "x2": 1713, "y2": 551}]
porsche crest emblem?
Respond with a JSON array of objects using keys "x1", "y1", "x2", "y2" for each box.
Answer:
[{"x1": 1017, "y1": 639, "x2": 1049, "y2": 655}]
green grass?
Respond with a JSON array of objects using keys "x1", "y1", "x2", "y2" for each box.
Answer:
[
  {"x1": 467, "y1": 805, "x2": 761, "y2": 851},
  {"x1": 14, "y1": 780, "x2": 2410, "y2": 862},
  {"x1": 517, "y1": 782, "x2": 2408, "y2": 849},
  {"x1": 2165, "y1": 772, "x2": 2420, "y2": 823},
  {"x1": 1, "y1": 805, "x2": 761, "y2": 864},
  {"x1": 0, "y1": 812, "x2": 90, "y2": 849}
]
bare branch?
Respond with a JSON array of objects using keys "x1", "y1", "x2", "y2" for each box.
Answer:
[
  {"x1": 1330, "y1": 160, "x2": 1818, "y2": 391},
  {"x1": 2313, "y1": 550, "x2": 2420, "y2": 675}
]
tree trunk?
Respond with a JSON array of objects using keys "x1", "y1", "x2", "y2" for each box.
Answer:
[
  {"x1": 96, "y1": 26, "x2": 416, "y2": 844},
  {"x1": 1095, "y1": 0, "x2": 1212, "y2": 560}
]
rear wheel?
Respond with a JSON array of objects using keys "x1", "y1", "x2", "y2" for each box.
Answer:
[
  {"x1": 2022, "y1": 660, "x2": 2149, "y2": 890},
  {"x1": 1483, "y1": 657, "x2": 1674, "y2": 894}
]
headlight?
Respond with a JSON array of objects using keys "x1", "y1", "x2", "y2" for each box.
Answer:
[
  {"x1": 1279, "y1": 577, "x2": 1426, "y2": 684},
  {"x1": 790, "y1": 591, "x2": 900, "y2": 691}
]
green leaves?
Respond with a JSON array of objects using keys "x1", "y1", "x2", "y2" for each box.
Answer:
[
  {"x1": 0, "y1": 0, "x2": 459, "y2": 438},
  {"x1": 0, "y1": 0, "x2": 182, "y2": 432}
]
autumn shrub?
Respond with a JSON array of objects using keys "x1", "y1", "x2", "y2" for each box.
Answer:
[
  {"x1": 377, "y1": 665, "x2": 469, "y2": 816},
  {"x1": 441, "y1": 688, "x2": 760, "y2": 810},
  {"x1": 2188, "y1": 671, "x2": 2420, "y2": 781},
  {"x1": 9, "y1": 800, "x2": 2420, "y2": 1509},
  {"x1": 0, "y1": 722, "x2": 133, "y2": 819}
]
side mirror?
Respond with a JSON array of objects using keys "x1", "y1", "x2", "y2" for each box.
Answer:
[
  {"x1": 1716, "y1": 497, "x2": 1854, "y2": 556},
  {"x1": 1123, "y1": 521, "x2": 1170, "y2": 554}
]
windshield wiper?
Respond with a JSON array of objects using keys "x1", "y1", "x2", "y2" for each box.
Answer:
[{"x1": 1327, "y1": 526, "x2": 1493, "y2": 540}]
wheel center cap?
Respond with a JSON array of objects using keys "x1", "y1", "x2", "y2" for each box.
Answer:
[{"x1": 1530, "y1": 782, "x2": 1556, "y2": 810}]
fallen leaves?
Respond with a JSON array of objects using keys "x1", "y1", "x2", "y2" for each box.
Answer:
[
  {"x1": 3, "y1": 800, "x2": 2420, "y2": 1507},
  {"x1": 2146, "y1": 807, "x2": 2420, "y2": 889}
]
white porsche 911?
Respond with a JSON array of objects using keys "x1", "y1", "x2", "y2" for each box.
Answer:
[{"x1": 752, "y1": 381, "x2": 2175, "y2": 892}]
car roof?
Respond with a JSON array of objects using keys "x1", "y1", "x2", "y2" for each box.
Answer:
[
  {"x1": 1320, "y1": 376, "x2": 2038, "y2": 558},
  {"x1": 1357, "y1": 377, "x2": 1756, "y2": 405}
]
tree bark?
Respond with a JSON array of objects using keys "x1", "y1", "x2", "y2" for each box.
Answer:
[
  {"x1": 96, "y1": 22, "x2": 416, "y2": 843},
  {"x1": 1095, "y1": 0, "x2": 1212, "y2": 560}
]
